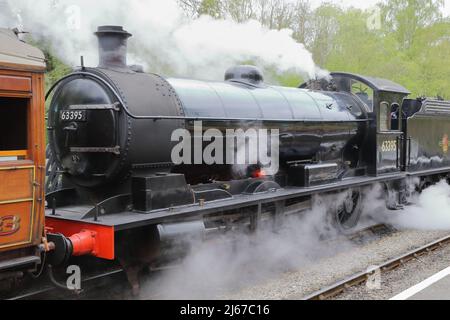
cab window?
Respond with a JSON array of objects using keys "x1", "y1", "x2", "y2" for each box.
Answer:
[
  {"x1": 379, "y1": 101, "x2": 391, "y2": 132},
  {"x1": 351, "y1": 80, "x2": 374, "y2": 111},
  {"x1": 390, "y1": 103, "x2": 401, "y2": 131}
]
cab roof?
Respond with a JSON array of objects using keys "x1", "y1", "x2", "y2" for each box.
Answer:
[
  {"x1": 0, "y1": 28, "x2": 46, "y2": 71},
  {"x1": 331, "y1": 72, "x2": 411, "y2": 95}
]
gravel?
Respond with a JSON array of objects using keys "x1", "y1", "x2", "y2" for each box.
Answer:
[
  {"x1": 221, "y1": 229, "x2": 449, "y2": 300},
  {"x1": 333, "y1": 239, "x2": 450, "y2": 300}
]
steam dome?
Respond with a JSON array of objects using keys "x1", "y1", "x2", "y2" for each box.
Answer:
[{"x1": 225, "y1": 65, "x2": 264, "y2": 86}]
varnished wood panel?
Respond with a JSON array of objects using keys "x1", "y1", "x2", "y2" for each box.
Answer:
[
  {"x1": 0, "y1": 201, "x2": 33, "y2": 249},
  {"x1": 0, "y1": 61, "x2": 46, "y2": 73},
  {"x1": 0, "y1": 167, "x2": 33, "y2": 203},
  {"x1": 0, "y1": 75, "x2": 31, "y2": 92},
  {"x1": 0, "y1": 68, "x2": 45, "y2": 251},
  {"x1": 30, "y1": 72, "x2": 46, "y2": 247},
  {"x1": 0, "y1": 150, "x2": 27, "y2": 157}
]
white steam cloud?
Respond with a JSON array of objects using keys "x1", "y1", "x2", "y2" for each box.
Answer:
[
  {"x1": 146, "y1": 181, "x2": 450, "y2": 299},
  {"x1": 360, "y1": 179, "x2": 450, "y2": 231},
  {"x1": 0, "y1": 0, "x2": 327, "y2": 81},
  {"x1": 385, "y1": 180, "x2": 450, "y2": 230},
  {"x1": 142, "y1": 194, "x2": 354, "y2": 300}
]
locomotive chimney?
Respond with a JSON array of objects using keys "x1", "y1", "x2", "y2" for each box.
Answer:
[{"x1": 95, "y1": 25, "x2": 132, "y2": 69}]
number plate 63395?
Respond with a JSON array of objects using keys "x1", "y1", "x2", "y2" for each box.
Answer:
[{"x1": 60, "y1": 110, "x2": 87, "y2": 122}]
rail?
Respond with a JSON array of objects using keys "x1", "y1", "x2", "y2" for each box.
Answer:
[{"x1": 302, "y1": 234, "x2": 450, "y2": 300}]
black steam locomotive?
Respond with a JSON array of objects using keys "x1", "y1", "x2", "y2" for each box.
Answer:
[{"x1": 42, "y1": 26, "x2": 450, "y2": 293}]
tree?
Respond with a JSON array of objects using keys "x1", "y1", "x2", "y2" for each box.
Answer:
[
  {"x1": 309, "y1": 4, "x2": 342, "y2": 66},
  {"x1": 407, "y1": 20, "x2": 450, "y2": 98},
  {"x1": 224, "y1": 0, "x2": 255, "y2": 22},
  {"x1": 254, "y1": 0, "x2": 295, "y2": 30},
  {"x1": 382, "y1": 0, "x2": 445, "y2": 49},
  {"x1": 199, "y1": 0, "x2": 224, "y2": 18},
  {"x1": 178, "y1": 0, "x2": 224, "y2": 18},
  {"x1": 178, "y1": 0, "x2": 202, "y2": 17},
  {"x1": 291, "y1": 0, "x2": 313, "y2": 45},
  {"x1": 174, "y1": 0, "x2": 450, "y2": 97}
]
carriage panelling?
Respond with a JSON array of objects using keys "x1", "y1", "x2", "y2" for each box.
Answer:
[{"x1": 0, "y1": 67, "x2": 46, "y2": 253}]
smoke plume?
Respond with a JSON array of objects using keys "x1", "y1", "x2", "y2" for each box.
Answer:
[
  {"x1": 358, "y1": 179, "x2": 450, "y2": 231},
  {"x1": 141, "y1": 193, "x2": 354, "y2": 300},
  {"x1": 383, "y1": 180, "x2": 450, "y2": 230},
  {"x1": 0, "y1": 0, "x2": 326, "y2": 81},
  {"x1": 145, "y1": 181, "x2": 450, "y2": 299}
]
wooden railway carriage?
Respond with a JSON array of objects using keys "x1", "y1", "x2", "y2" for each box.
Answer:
[{"x1": 0, "y1": 29, "x2": 46, "y2": 286}]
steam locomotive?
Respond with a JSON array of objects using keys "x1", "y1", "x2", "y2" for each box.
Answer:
[{"x1": 1, "y1": 25, "x2": 450, "y2": 297}]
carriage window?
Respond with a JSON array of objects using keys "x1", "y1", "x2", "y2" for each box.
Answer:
[
  {"x1": 379, "y1": 101, "x2": 391, "y2": 132},
  {"x1": 0, "y1": 98, "x2": 28, "y2": 161}
]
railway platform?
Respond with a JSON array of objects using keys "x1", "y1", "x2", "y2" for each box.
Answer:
[{"x1": 391, "y1": 267, "x2": 450, "y2": 300}]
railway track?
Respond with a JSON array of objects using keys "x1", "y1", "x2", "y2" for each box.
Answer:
[
  {"x1": 7, "y1": 223, "x2": 394, "y2": 300},
  {"x1": 302, "y1": 234, "x2": 450, "y2": 300},
  {"x1": 7, "y1": 268, "x2": 126, "y2": 300}
]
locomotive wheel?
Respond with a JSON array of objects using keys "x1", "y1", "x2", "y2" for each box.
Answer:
[{"x1": 333, "y1": 189, "x2": 362, "y2": 232}]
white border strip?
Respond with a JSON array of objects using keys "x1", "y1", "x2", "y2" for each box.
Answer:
[{"x1": 390, "y1": 266, "x2": 450, "y2": 300}]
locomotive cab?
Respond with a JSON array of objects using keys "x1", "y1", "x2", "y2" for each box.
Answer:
[
  {"x1": 0, "y1": 29, "x2": 46, "y2": 288},
  {"x1": 302, "y1": 72, "x2": 411, "y2": 175}
]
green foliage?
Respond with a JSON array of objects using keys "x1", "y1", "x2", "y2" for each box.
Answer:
[
  {"x1": 25, "y1": 38, "x2": 71, "y2": 142},
  {"x1": 25, "y1": 37, "x2": 72, "y2": 114},
  {"x1": 309, "y1": 4, "x2": 342, "y2": 66},
  {"x1": 178, "y1": 0, "x2": 450, "y2": 99},
  {"x1": 44, "y1": 51, "x2": 72, "y2": 93},
  {"x1": 275, "y1": 72, "x2": 303, "y2": 87},
  {"x1": 320, "y1": 0, "x2": 449, "y2": 98},
  {"x1": 382, "y1": 0, "x2": 445, "y2": 49},
  {"x1": 26, "y1": 37, "x2": 72, "y2": 94},
  {"x1": 198, "y1": 0, "x2": 223, "y2": 18}
]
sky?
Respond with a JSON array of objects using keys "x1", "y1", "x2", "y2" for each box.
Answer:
[{"x1": 308, "y1": 0, "x2": 450, "y2": 17}]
